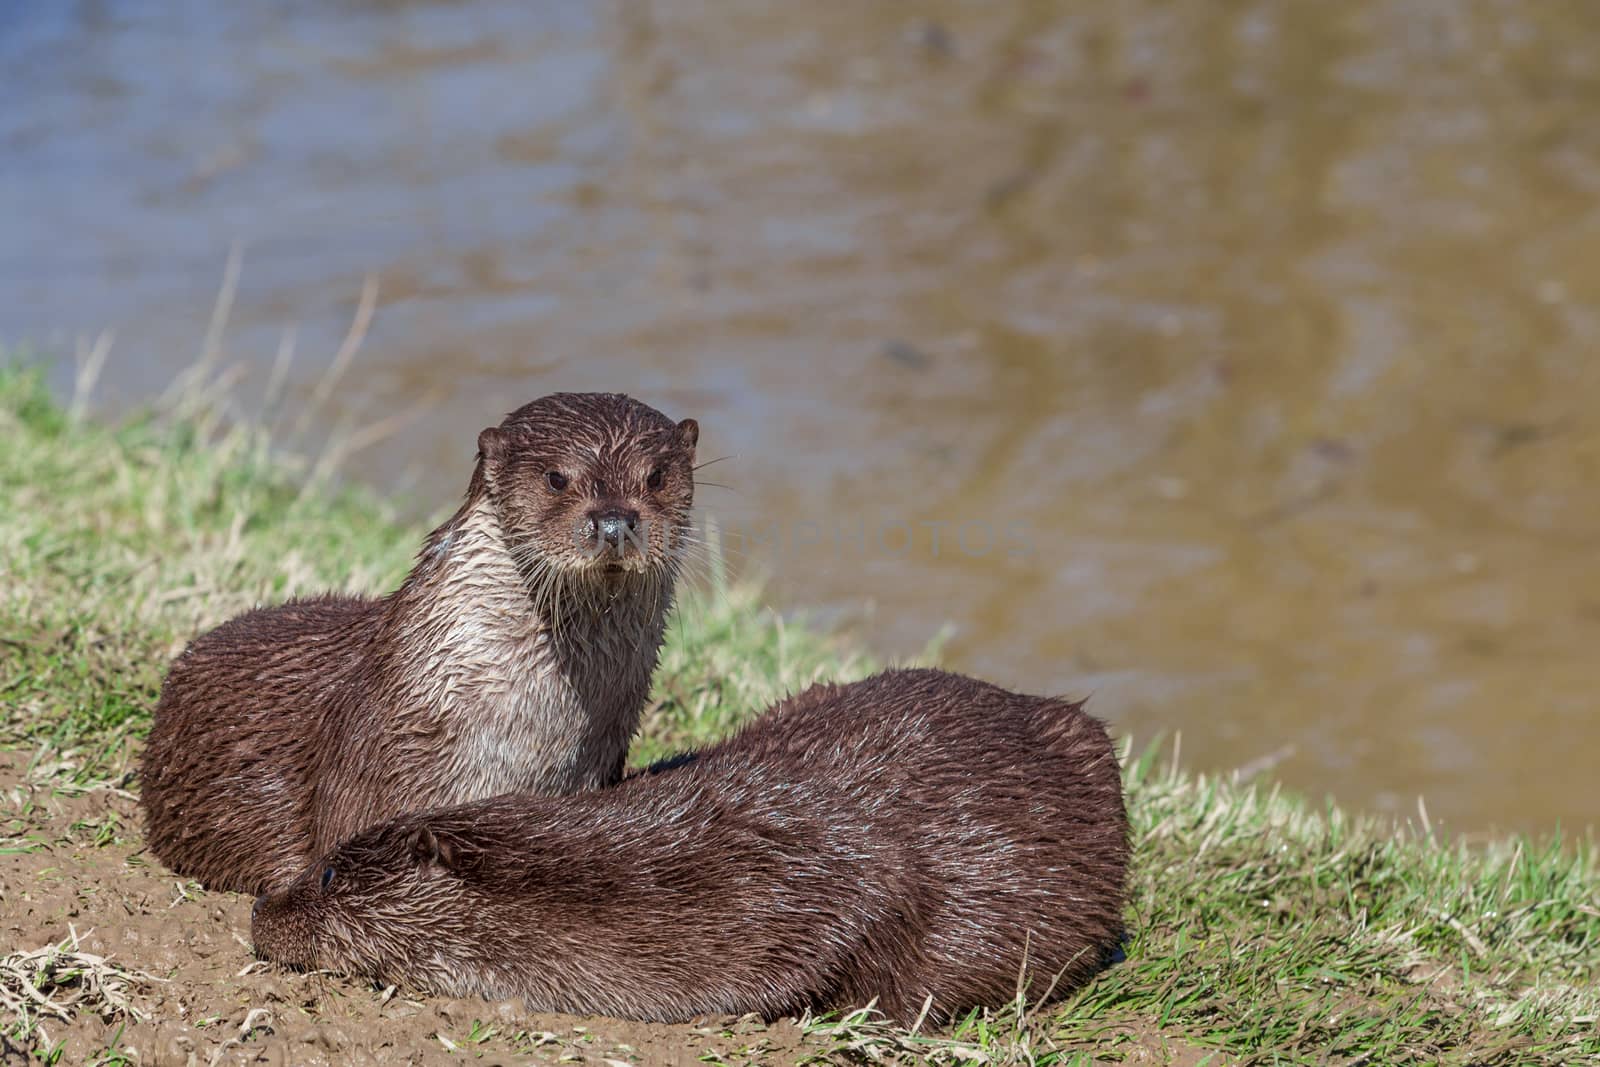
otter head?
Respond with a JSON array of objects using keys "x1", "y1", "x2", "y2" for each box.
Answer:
[
  {"x1": 251, "y1": 819, "x2": 490, "y2": 996},
  {"x1": 474, "y1": 392, "x2": 699, "y2": 597}
]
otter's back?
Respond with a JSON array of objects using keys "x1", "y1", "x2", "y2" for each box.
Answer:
[
  {"x1": 700, "y1": 667, "x2": 1130, "y2": 1015},
  {"x1": 140, "y1": 593, "x2": 379, "y2": 893}
]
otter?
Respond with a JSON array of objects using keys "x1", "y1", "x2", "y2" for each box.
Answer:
[
  {"x1": 141, "y1": 392, "x2": 700, "y2": 895},
  {"x1": 251, "y1": 668, "x2": 1130, "y2": 1026}
]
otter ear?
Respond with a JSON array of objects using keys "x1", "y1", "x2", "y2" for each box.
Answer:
[
  {"x1": 676, "y1": 418, "x2": 699, "y2": 450},
  {"x1": 478, "y1": 426, "x2": 507, "y2": 463},
  {"x1": 409, "y1": 826, "x2": 460, "y2": 875}
]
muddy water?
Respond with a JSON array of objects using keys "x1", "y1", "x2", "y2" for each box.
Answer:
[{"x1": 7, "y1": 1, "x2": 1600, "y2": 834}]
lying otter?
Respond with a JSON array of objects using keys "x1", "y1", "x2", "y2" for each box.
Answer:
[
  {"x1": 251, "y1": 668, "x2": 1130, "y2": 1025},
  {"x1": 141, "y1": 392, "x2": 700, "y2": 894}
]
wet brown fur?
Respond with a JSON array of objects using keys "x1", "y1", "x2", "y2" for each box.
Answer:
[
  {"x1": 251, "y1": 668, "x2": 1130, "y2": 1026},
  {"x1": 141, "y1": 393, "x2": 699, "y2": 895}
]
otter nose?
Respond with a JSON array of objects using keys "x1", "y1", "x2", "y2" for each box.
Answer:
[{"x1": 589, "y1": 508, "x2": 640, "y2": 550}]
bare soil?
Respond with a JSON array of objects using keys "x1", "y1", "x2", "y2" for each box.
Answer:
[{"x1": 1, "y1": 751, "x2": 813, "y2": 1066}]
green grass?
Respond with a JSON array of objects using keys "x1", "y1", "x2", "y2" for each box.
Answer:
[
  {"x1": 798, "y1": 755, "x2": 1600, "y2": 1064},
  {"x1": 2, "y1": 361, "x2": 1596, "y2": 1066}
]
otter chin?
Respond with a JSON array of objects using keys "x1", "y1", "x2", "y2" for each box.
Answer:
[
  {"x1": 141, "y1": 392, "x2": 700, "y2": 896},
  {"x1": 251, "y1": 669, "x2": 1131, "y2": 1027}
]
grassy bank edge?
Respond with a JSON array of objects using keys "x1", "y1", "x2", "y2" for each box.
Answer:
[{"x1": 1, "y1": 362, "x2": 1596, "y2": 1066}]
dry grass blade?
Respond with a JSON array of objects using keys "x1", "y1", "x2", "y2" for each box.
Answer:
[
  {"x1": 0, "y1": 928, "x2": 163, "y2": 1034},
  {"x1": 68, "y1": 329, "x2": 114, "y2": 425},
  {"x1": 300, "y1": 384, "x2": 447, "y2": 499},
  {"x1": 292, "y1": 272, "x2": 378, "y2": 438},
  {"x1": 801, "y1": 1003, "x2": 1004, "y2": 1066},
  {"x1": 206, "y1": 1006, "x2": 276, "y2": 1067}
]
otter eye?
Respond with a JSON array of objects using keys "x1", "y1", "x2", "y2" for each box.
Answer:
[
  {"x1": 320, "y1": 866, "x2": 336, "y2": 891},
  {"x1": 546, "y1": 471, "x2": 568, "y2": 492},
  {"x1": 646, "y1": 468, "x2": 664, "y2": 491}
]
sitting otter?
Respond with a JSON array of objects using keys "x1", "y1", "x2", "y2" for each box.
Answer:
[
  {"x1": 251, "y1": 668, "x2": 1130, "y2": 1025},
  {"x1": 140, "y1": 392, "x2": 700, "y2": 894}
]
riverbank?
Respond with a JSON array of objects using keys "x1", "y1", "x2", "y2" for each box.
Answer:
[{"x1": 1, "y1": 363, "x2": 1595, "y2": 1066}]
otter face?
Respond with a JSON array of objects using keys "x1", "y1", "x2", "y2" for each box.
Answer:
[
  {"x1": 251, "y1": 821, "x2": 488, "y2": 997},
  {"x1": 477, "y1": 393, "x2": 699, "y2": 591}
]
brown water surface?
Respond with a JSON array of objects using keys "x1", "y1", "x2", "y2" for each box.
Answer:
[{"x1": 7, "y1": 1, "x2": 1600, "y2": 833}]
